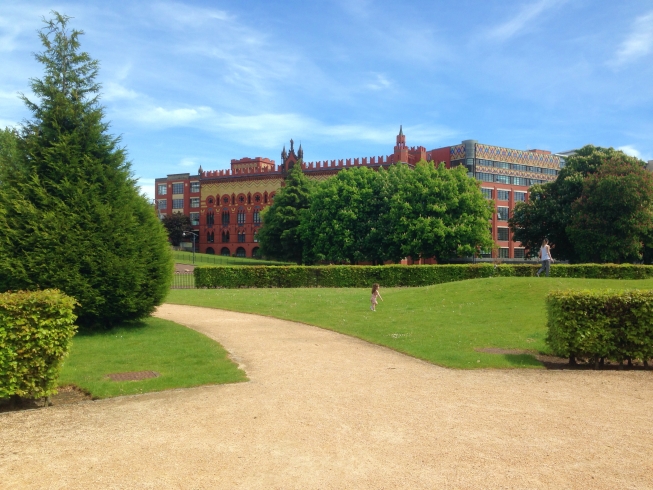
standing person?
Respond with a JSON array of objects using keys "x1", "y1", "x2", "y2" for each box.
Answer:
[
  {"x1": 370, "y1": 283, "x2": 383, "y2": 311},
  {"x1": 536, "y1": 238, "x2": 554, "y2": 277}
]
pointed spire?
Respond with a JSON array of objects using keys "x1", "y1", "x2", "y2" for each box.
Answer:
[
  {"x1": 298, "y1": 142, "x2": 303, "y2": 159},
  {"x1": 399, "y1": 125, "x2": 403, "y2": 136},
  {"x1": 198, "y1": 165, "x2": 203, "y2": 175},
  {"x1": 290, "y1": 139, "x2": 294, "y2": 151}
]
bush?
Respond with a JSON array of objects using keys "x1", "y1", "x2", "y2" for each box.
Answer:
[
  {"x1": 194, "y1": 263, "x2": 653, "y2": 289},
  {"x1": 0, "y1": 289, "x2": 78, "y2": 400},
  {"x1": 546, "y1": 289, "x2": 653, "y2": 366}
]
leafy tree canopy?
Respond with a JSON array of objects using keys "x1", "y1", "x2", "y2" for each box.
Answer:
[
  {"x1": 509, "y1": 145, "x2": 651, "y2": 262},
  {"x1": 161, "y1": 213, "x2": 192, "y2": 246},
  {"x1": 0, "y1": 12, "x2": 173, "y2": 328},
  {"x1": 257, "y1": 162, "x2": 313, "y2": 263}
]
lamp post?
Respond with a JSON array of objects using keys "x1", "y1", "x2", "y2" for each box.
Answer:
[{"x1": 182, "y1": 231, "x2": 198, "y2": 264}]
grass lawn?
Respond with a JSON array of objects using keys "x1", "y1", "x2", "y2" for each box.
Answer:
[
  {"x1": 58, "y1": 317, "x2": 247, "y2": 398},
  {"x1": 172, "y1": 250, "x2": 288, "y2": 266},
  {"x1": 166, "y1": 277, "x2": 653, "y2": 369}
]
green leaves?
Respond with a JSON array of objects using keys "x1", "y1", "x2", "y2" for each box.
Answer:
[
  {"x1": 546, "y1": 289, "x2": 653, "y2": 363},
  {"x1": 0, "y1": 289, "x2": 78, "y2": 399},
  {"x1": 0, "y1": 13, "x2": 173, "y2": 329}
]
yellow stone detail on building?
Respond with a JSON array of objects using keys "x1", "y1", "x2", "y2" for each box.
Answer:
[{"x1": 201, "y1": 178, "x2": 283, "y2": 203}]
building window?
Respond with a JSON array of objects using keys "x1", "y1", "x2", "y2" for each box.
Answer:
[
  {"x1": 190, "y1": 212, "x2": 199, "y2": 226},
  {"x1": 207, "y1": 232, "x2": 214, "y2": 243},
  {"x1": 237, "y1": 209, "x2": 246, "y2": 225},
  {"x1": 206, "y1": 211, "x2": 214, "y2": 226},
  {"x1": 253, "y1": 231, "x2": 258, "y2": 243},
  {"x1": 513, "y1": 177, "x2": 527, "y2": 186},
  {"x1": 499, "y1": 248, "x2": 509, "y2": 258},
  {"x1": 190, "y1": 181, "x2": 200, "y2": 193},
  {"x1": 252, "y1": 246, "x2": 260, "y2": 258},
  {"x1": 172, "y1": 183, "x2": 184, "y2": 195},
  {"x1": 221, "y1": 247, "x2": 230, "y2": 256},
  {"x1": 497, "y1": 227, "x2": 510, "y2": 241},
  {"x1": 515, "y1": 191, "x2": 526, "y2": 202},
  {"x1": 496, "y1": 175, "x2": 511, "y2": 184},
  {"x1": 495, "y1": 161, "x2": 510, "y2": 169},
  {"x1": 172, "y1": 199, "x2": 184, "y2": 209},
  {"x1": 190, "y1": 197, "x2": 200, "y2": 208},
  {"x1": 514, "y1": 248, "x2": 525, "y2": 258},
  {"x1": 482, "y1": 188, "x2": 493, "y2": 200},
  {"x1": 236, "y1": 247, "x2": 246, "y2": 257},
  {"x1": 480, "y1": 249, "x2": 492, "y2": 258},
  {"x1": 253, "y1": 210, "x2": 261, "y2": 225},
  {"x1": 497, "y1": 206, "x2": 509, "y2": 221},
  {"x1": 222, "y1": 231, "x2": 230, "y2": 243},
  {"x1": 476, "y1": 172, "x2": 494, "y2": 182},
  {"x1": 157, "y1": 200, "x2": 167, "y2": 210},
  {"x1": 254, "y1": 194, "x2": 261, "y2": 203},
  {"x1": 238, "y1": 231, "x2": 245, "y2": 243},
  {"x1": 497, "y1": 190, "x2": 510, "y2": 201},
  {"x1": 157, "y1": 184, "x2": 167, "y2": 195},
  {"x1": 222, "y1": 210, "x2": 230, "y2": 226}
]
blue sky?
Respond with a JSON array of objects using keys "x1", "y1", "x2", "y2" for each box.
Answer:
[{"x1": 1, "y1": 1, "x2": 652, "y2": 200}]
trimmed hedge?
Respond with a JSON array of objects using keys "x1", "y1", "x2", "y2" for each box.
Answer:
[
  {"x1": 546, "y1": 289, "x2": 653, "y2": 366},
  {"x1": 194, "y1": 263, "x2": 653, "y2": 289},
  {"x1": 0, "y1": 289, "x2": 78, "y2": 400}
]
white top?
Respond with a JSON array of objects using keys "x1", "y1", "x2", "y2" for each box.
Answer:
[{"x1": 540, "y1": 245, "x2": 551, "y2": 261}]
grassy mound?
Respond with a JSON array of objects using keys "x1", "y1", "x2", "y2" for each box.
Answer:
[{"x1": 166, "y1": 277, "x2": 653, "y2": 369}]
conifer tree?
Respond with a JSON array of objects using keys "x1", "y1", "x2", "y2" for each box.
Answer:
[
  {"x1": 258, "y1": 162, "x2": 313, "y2": 263},
  {"x1": 0, "y1": 13, "x2": 173, "y2": 328}
]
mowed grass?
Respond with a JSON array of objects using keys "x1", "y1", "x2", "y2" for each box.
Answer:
[
  {"x1": 166, "y1": 277, "x2": 653, "y2": 369},
  {"x1": 172, "y1": 250, "x2": 288, "y2": 266},
  {"x1": 59, "y1": 317, "x2": 247, "y2": 398}
]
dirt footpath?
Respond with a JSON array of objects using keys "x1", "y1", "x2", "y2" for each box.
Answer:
[{"x1": 1, "y1": 304, "x2": 652, "y2": 489}]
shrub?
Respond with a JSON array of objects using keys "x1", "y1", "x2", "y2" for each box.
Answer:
[
  {"x1": 546, "y1": 289, "x2": 653, "y2": 366},
  {"x1": 0, "y1": 289, "x2": 78, "y2": 400},
  {"x1": 194, "y1": 263, "x2": 653, "y2": 289}
]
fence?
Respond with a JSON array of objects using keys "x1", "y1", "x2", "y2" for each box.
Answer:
[{"x1": 171, "y1": 272, "x2": 195, "y2": 289}]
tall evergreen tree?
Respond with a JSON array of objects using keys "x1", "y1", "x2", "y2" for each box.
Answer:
[
  {"x1": 0, "y1": 13, "x2": 173, "y2": 328},
  {"x1": 257, "y1": 162, "x2": 313, "y2": 263}
]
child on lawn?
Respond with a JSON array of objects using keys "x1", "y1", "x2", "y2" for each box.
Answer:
[{"x1": 370, "y1": 283, "x2": 383, "y2": 311}]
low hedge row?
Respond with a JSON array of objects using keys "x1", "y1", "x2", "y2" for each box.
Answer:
[
  {"x1": 194, "y1": 263, "x2": 653, "y2": 289},
  {"x1": 0, "y1": 289, "x2": 78, "y2": 400},
  {"x1": 546, "y1": 289, "x2": 653, "y2": 365}
]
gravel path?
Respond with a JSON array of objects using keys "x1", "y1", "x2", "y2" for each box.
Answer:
[{"x1": 1, "y1": 304, "x2": 652, "y2": 489}]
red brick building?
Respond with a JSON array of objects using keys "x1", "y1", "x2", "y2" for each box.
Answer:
[{"x1": 155, "y1": 128, "x2": 562, "y2": 259}]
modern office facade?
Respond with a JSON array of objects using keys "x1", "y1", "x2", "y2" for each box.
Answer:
[{"x1": 155, "y1": 129, "x2": 562, "y2": 259}]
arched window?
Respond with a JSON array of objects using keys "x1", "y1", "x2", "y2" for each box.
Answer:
[
  {"x1": 222, "y1": 231, "x2": 230, "y2": 243},
  {"x1": 236, "y1": 247, "x2": 246, "y2": 257},
  {"x1": 222, "y1": 195, "x2": 230, "y2": 205},
  {"x1": 247, "y1": 193, "x2": 252, "y2": 204},
  {"x1": 252, "y1": 247, "x2": 260, "y2": 258},
  {"x1": 222, "y1": 209, "x2": 230, "y2": 225},
  {"x1": 206, "y1": 209, "x2": 214, "y2": 226},
  {"x1": 221, "y1": 247, "x2": 230, "y2": 256},
  {"x1": 238, "y1": 194, "x2": 246, "y2": 204},
  {"x1": 237, "y1": 207, "x2": 246, "y2": 225},
  {"x1": 207, "y1": 232, "x2": 214, "y2": 243},
  {"x1": 206, "y1": 247, "x2": 215, "y2": 255},
  {"x1": 231, "y1": 194, "x2": 236, "y2": 205},
  {"x1": 238, "y1": 231, "x2": 246, "y2": 243},
  {"x1": 253, "y1": 208, "x2": 261, "y2": 225},
  {"x1": 254, "y1": 193, "x2": 261, "y2": 203},
  {"x1": 264, "y1": 191, "x2": 268, "y2": 203}
]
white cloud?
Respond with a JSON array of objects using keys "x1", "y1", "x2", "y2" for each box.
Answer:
[
  {"x1": 135, "y1": 177, "x2": 156, "y2": 202},
  {"x1": 612, "y1": 11, "x2": 653, "y2": 66},
  {"x1": 102, "y1": 82, "x2": 139, "y2": 101},
  {"x1": 618, "y1": 145, "x2": 641, "y2": 159},
  {"x1": 179, "y1": 157, "x2": 196, "y2": 167},
  {"x1": 488, "y1": 0, "x2": 566, "y2": 41}
]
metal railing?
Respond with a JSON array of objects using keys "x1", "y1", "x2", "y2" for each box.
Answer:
[{"x1": 171, "y1": 272, "x2": 195, "y2": 289}]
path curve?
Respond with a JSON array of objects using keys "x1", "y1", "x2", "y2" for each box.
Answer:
[{"x1": 1, "y1": 304, "x2": 652, "y2": 489}]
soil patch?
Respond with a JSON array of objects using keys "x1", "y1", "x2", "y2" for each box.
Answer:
[
  {"x1": 174, "y1": 263, "x2": 195, "y2": 273},
  {"x1": 0, "y1": 385, "x2": 92, "y2": 413}
]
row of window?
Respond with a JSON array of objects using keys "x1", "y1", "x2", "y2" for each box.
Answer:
[
  {"x1": 481, "y1": 189, "x2": 527, "y2": 202},
  {"x1": 211, "y1": 231, "x2": 259, "y2": 243},
  {"x1": 477, "y1": 160, "x2": 559, "y2": 175},
  {"x1": 480, "y1": 248, "x2": 525, "y2": 259},
  {"x1": 476, "y1": 173, "x2": 547, "y2": 186},
  {"x1": 157, "y1": 182, "x2": 200, "y2": 196}
]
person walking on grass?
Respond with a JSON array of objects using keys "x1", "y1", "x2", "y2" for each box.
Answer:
[
  {"x1": 536, "y1": 238, "x2": 554, "y2": 277},
  {"x1": 370, "y1": 283, "x2": 383, "y2": 311}
]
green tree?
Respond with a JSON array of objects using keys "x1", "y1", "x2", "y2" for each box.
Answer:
[
  {"x1": 161, "y1": 213, "x2": 192, "y2": 246},
  {"x1": 567, "y1": 156, "x2": 653, "y2": 263},
  {"x1": 0, "y1": 13, "x2": 173, "y2": 329},
  {"x1": 387, "y1": 162, "x2": 494, "y2": 262},
  {"x1": 257, "y1": 162, "x2": 313, "y2": 263},
  {"x1": 0, "y1": 128, "x2": 20, "y2": 174},
  {"x1": 509, "y1": 145, "x2": 650, "y2": 262},
  {"x1": 301, "y1": 165, "x2": 391, "y2": 264}
]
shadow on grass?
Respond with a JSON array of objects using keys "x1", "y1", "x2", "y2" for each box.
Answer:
[
  {"x1": 75, "y1": 319, "x2": 149, "y2": 337},
  {"x1": 478, "y1": 348, "x2": 653, "y2": 370}
]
